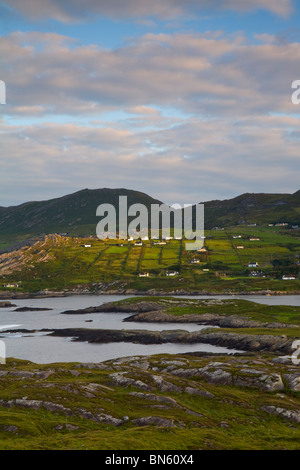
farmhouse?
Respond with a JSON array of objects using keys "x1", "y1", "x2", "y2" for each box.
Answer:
[
  {"x1": 282, "y1": 275, "x2": 296, "y2": 280},
  {"x1": 139, "y1": 272, "x2": 149, "y2": 278},
  {"x1": 190, "y1": 258, "x2": 200, "y2": 264},
  {"x1": 248, "y1": 262, "x2": 258, "y2": 268},
  {"x1": 166, "y1": 271, "x2": 179, "y2": 277},
  {"x1": 249, "y1": 271, "x2": 265, "y2": 278}
]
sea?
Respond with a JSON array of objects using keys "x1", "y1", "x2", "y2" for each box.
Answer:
[{"x1": 0, "y1": 294, "x2": 299, "y2": 364}]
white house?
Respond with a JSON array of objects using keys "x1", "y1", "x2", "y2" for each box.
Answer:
[
  {"x1": 282, "y1": 275, "x2": 296, "y2": 280},
  {"x1": 166, "y1": 271, "x2": 179, "y2": 276},
  {"x1": 139, "y1": 272, "x2": 150, "y2": 278},
  {"x1": 248, "y1": 262, "x2": 258, "y2": 268}
]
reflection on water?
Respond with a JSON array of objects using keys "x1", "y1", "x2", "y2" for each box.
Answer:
[{"x1": 0, "y1": 293, "x2": 299, "y2": 363}]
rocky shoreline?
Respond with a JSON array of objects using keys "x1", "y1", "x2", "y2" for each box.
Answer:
[
  {"x1": 1, "y1": 287, "x2": 300, "y2": 299},
  {"x1": 1, "y1": 325, "x2": 294, "y2": 356},
  {"x1": 46, "y1": 328, "x2": 294, "y2": 355},
  {"x1": 1, "y1": 294, "x2": 299, "y2": 359}
]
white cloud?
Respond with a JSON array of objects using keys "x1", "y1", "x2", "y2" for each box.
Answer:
[
  {"x1": 1, "y1": 112, "x2": 299, "y2": 206},
  {"x1": 1, "y1": 22, "x2": 300, "y2": 205},
  {"x1": 2, "y1": 0, "x2": 294, "y2": 22},
  {"x1": 2, "y1": 30, "x2": 300, "y2": 119}
]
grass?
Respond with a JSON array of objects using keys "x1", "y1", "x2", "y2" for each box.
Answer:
[
  {"x1": 0, "y1": 224, "x2": 299, "y2": 293},
  {"x1": 0, "y1": 353, "x2": 300, "y2": 450}
]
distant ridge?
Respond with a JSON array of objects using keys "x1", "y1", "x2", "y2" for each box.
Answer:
[
  {"x1": 201, "y1": 190, "x2": 300, "y2": 228},
  {"x1": 0, "y1": 188, "x2": 299, "y2": 243},
  {"x1": 0, "y1": 188, "x2": 163, "y2": 239}
]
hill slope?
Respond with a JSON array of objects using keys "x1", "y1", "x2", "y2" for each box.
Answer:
[
  {"x1": 0, "y1": 188, "x2": 163, "y2": 241},
  {"x1": 202, "y1": 190, "x2": 300, "y2": 228},
  {"x1": 0, "y1": 189, "x2": 299, "y2": 249}
]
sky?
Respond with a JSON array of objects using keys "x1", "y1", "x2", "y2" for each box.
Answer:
[{"x1": 0, "y1": 0, "x2": 300, "y2": 207}]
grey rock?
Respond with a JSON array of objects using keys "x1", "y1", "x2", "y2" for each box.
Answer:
[
  {"x1": 170, "y1": 368, "x2": 199, "y2": 378},
  {"x1": 132, "y1": 416, "x2": 177, "y2": 427},
  {"x1": 235, "y1": 370, "x2": 284, "y2": 392},
  {"x1": 152, "y1": 375, "x2": 181, "y2": 392},
  {"x1": 197, "y1": 367, "x2": 232, "y2": 386},
  {"x1": 185, "y1": 387, "x2": 215, "y2": 398},
  {"x1": 10, "y1": 371, "x2": 34, "y2": 378},
  {"x1": 262, "y1": 406, "x2": 300, "y2": 423},
  {"x1": 109, "y1": 372, "x2": 152, "y2": 391},
  {"x1": 129, "y1": 392, "x2": 179, "y2": 406},
  {"x1": 283, "y1": 373, "x2": 300, "y2": 392},
  {"x1": 4, "y1": 425, "x2": 18, "y2": 434},
  {"x1": 96, "y1": 413, "x2": 123, "y2": 426}
]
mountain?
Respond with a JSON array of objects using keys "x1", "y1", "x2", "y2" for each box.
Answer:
[
  {"x1": 201, "y1": 190, "x2": 300, "y2": 228},
  {"x1": 0, "y1": 188, "x2": 163, "y2": 241},
  {"x1": 0, "y1": 188, "x2": 299, "y2": 248}
]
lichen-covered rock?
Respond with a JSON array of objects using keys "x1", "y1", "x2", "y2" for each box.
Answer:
[
  {"x1": 197, "y1": 365, "x2": 232, "y2": 386},
  {"x1": 283, "y1": 373, "x2": 300, "y2": 392},
  {"x1": 132, "y1": 416, "x2": 177, "y2": 427},
  {"x1": 262, "y1": 406, "x2": 300, "y2": 423},
  {"x1": 234, "y1": 370, "x2": 284, "y2": 392}
]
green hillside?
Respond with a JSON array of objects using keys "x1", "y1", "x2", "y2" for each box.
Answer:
[
  {"x1": 1, "y1": 189, "x2": 300, "y2": 252},
  {"x1": 0, "y1": 188, "x2": 299, "y2": 294},
  {"x1": 201, "y1": 190, "x2": 300, "y2": 228},
  {"x1": 0, "y1": 188, "x2": 163, "y2": 248},
  {"x1": 0, "y1": 223, "x2": 299, "y2": 294}
]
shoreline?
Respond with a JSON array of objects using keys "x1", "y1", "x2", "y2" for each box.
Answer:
[{"x1": 1, "y1": 288, "x2": 300, "y2": 300}]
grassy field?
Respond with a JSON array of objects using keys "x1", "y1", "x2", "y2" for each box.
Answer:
[
  {"x1": 0, "y1": 353, "x2": 299, "y2": 450},
  {"x1": 0, "y1": 224, "x2": 299, "y2": 293}
]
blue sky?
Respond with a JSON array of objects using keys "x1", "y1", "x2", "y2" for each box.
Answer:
[{"x1": 0, "y1": 0, "x2": 300, "y2": 206}]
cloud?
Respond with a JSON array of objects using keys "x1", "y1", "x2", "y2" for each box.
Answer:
[
  {"x1": 2, "y1": 0, "x2": 294, "y2": 23},
  {"x1": 1, "y1": 112, "x2": 299, "y2": 206},
  {"x1": 1, "y1": 30, "x2": 300, "y2": 119},
  {"x1": 1, "y1": 22, "x2": 300, "y2": 205}
]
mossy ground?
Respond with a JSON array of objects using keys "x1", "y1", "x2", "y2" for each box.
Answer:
[{"x1": 0, "y1": 353, "x2": 299, "y2": 450}]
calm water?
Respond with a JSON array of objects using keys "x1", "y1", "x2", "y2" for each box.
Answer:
[{"x1": 0, "y1": 294, "x2": 299, "y2": 364}]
